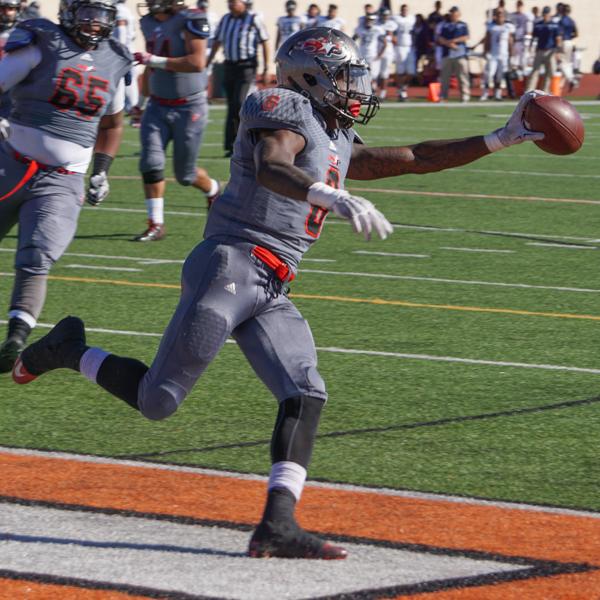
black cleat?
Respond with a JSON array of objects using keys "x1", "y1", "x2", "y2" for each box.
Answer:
[
  {"x1": 0, "y1": 337, "x2": 26, "y2": 373},
  {"x1": 248, "y1": 520, "x2": 348, "y2": 560},
  {"x1": 13, "y1": 316, "x2": 86, "y2": 385},
  {"x1": 134, "y1": 220, "x2": 166, "y2": 242}
]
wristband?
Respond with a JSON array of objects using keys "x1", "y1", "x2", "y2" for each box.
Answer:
[
  {"x1": 306, "y1": 182, "x2": 349, "y2": 210},
  {"x1": 483, "y1": 130, "x2": 505, "y2": 153},
  {"x1": 92, "y1": 152, "x2": 113, "y2": 176},
  {"x1": 147, "y1": 55, "x2": 168, "y2": 69}
]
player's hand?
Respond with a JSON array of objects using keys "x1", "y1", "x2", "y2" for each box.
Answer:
[
  {"x1": 133, "y1": 51, "x2": 152, "y2": 65},
  {"x1": 331, "y1": 195, "x2": 394, "y2": 241},
  {"x1": 0, "y1": 117, "x2": 10, "y2": 142},
  {"x1": 86, "y1": 171, "x2": 109, "y2": 206},
  {"x1": 496, "y1": 90, "x2": 546, "y2": 147}
]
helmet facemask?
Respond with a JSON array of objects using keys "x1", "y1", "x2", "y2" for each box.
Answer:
[
  {"x1": 0, "y1": 0, "x2": 20, "y2": 30},
  {"x1": 137, "y1": 0, "x2": 185, "y2": 16},
  {"x1": 61, "y1": 1, "x2": 117, "y2": 48}
]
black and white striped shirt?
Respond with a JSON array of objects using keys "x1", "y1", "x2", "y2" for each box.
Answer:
[{"x1": 214, "y1": 10, "x2": 269, "y2": 62}]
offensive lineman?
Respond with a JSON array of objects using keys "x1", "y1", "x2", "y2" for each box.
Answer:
[
  {"x1": 0, "y1": 0, "x2": 131, "y2": 372},
  {"x1": 0, "y1": 0, "x2": 21, "y2": 118},
  {"x1": 133, "y1": 0, "x2": 220, "y2": 242},
  {"x1": 14, "y1": 28, "x2": 545, "y2": 558}
]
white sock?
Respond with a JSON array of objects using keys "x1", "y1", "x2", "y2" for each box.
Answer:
[
  {"x1": 205, "y1": 178, "x2": 219, "y2": 198},
  {"x1": 8, "y1": 309, "x2": 36, "y2": 329},
  {"x1": 268, "y1": 461, "x2": 307, "y2": 501},
  {"x1": 80, "y1": 347, "x2": 110, "y2": 383},
  {"x1": 146, "y1": 198, "x2": 164, "y2": 224}
]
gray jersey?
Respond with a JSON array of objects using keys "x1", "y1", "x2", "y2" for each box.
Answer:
[
  {"x1": 8, "y1": 19, "x2": 131, "y2": 147},
  {"x1": 0, "y1": 25, "x2": 15, "y2": 117},
  {"x1": 140, "y1": 9, "x2": 210, "y2": 100},
  {"x1": 204, "y1": 88, "x2": 356, "y2": 271}
]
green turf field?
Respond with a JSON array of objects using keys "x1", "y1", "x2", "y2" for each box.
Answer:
[{"x1": 1, "y1": 103, "x2": 599, "y2": 511}]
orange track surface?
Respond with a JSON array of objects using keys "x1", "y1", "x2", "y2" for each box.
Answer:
[{"x1": 1, "y1": 451, "x2": 599, "y2": 599}]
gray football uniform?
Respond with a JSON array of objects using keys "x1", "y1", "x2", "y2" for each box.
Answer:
[
  {"x1": 0, "y1": 20, "x2": 131, "y2": 279},
  {"x1": 0, "y1": 25, "x2": 15, "y2": 118},
  {"x1": 139, "y1": 9, "x2": 210, "y2": 185},
  {"x1": 136, "y1": 89, "x2": 356, "y2": 419}
]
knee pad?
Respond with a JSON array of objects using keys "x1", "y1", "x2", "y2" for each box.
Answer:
[
  {"x1": 271, "y1": 395, "x2": 324, "y2": 468},
  {"x1": 15, "y1": 246, "x2": 53, "y2": 274},
  {"x1": 142, "y1": 169, "x2": 165, "y2": 185},
  {"x1": 137, "y1": 379, "x2": 182, "y2": 421}
]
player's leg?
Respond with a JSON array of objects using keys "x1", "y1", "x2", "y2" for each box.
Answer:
[
  {"x1": 0, "y1": 148, "x2": 34, "y2": 372},
  {"x1": 171, "y1": 97, "x2": 220, "y2": 209},
  {"x1": 457, "y1": 56, "x2": 470, "y2": 102},
  {"x1": 543, "y1": 50, "x2": 556, "y2": 93},
  {"x1": 526, "y1": 50, "x2": 544, "y2": 92},
  {"x1": 227, "y1": 64, "x2": 255, "y2": 153},
  {"x1": 439, "y1": 56, "x2": 452, "y2": 100},
  {"x1": 1, "y1": 169, "x2": 84, "y2": 373},
  {"x1": 222, "y1": 63, "x2": 238, "y2": 157},
  {"x1": 14, "y1": 241, "x2": 257, "y2": 420},
  {"x1": 135, "y1": 100, "x2": 171, "y2": 242},
  {"x1": 233, "y1": 295, "x2": 346, "y2": 559}
]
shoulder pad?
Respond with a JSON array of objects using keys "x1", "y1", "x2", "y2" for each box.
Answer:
[
  {"x1": 242, "y1": 88, "x2": 311, "y2": 129},
  {"x1": 108, "y1": 37, "x2": 133, "y2": 63},
  {"x1": 5, "y1": 27, "x2": 35, "y2": 52},
  {"x1": 185, "y1": 11, "x2": 210, "y2": 38},
  {"x1": 352, "y1": 130, "x2": 365, "y2": 145}
]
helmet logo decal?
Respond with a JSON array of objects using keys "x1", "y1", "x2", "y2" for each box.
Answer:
[
  {"x1": 296, "y1": 37, "x2": 347, "y2": 59},
  {"x1": 262, "y1": 94, "x2": 281, "y2": 112}
]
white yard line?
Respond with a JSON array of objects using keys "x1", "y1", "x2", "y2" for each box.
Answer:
[
  {"x1": 3, "y1": 320, "x2": 599, "y2": 378},
  {"x1": 64, "y1": 264, "x2": 143, "y2": 273},
  {"x1": 353, "y1": 250, "x2": 430, "y2": 258},
  {"x1": 527, "y1": 242, "x2": 597, "y2": 250},
  {"x1": 440, "y1": 247, "x2": 516, "y2": 254},
  {"x1": 463, "y1": 168, "x2": 600, "y2": 179},
  {"x1": 299, "y1": 269, "x2": 600, "y2": 294}
]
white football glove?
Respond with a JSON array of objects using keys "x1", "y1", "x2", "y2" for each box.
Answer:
[
  {"x1": 307, "y1": 182, "x2": 394, "y2": 241},
  {"x1": 484, "y1": 90, "x2": 546, "y2": 152},
  {"x1": 86, "y1": 171, "x2": 110, "y2": 206},
  {"x1": 0, "y1": 117, "x2": 10, "y2": 142}
]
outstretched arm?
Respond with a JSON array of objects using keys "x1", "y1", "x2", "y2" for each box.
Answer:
[{"x1": 348, "y1": 91, "x2": 545, "y2": 180}]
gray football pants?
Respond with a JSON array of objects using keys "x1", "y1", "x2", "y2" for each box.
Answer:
[
  {"x1": 137, "y1": 239, "x2": 327, "y2": 420},
  {"x1": 0, "y1": 141, "x2": 84, "y2": 318},
  {"x1": 139, "y1": 95, "x2": 208, "y2": 185}
]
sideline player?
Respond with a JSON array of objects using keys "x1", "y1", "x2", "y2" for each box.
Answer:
[
  {"x1": 353, "y1": 13, "x2": 386, "y2": 95},
  {"x1": 14, "y1": 28, "x2": 544, "y2": 558},
  {"x1": 393, "y1": 3, "x2": 416, "y2": 101},
  {"x1": 113, "y1": 0, "x2": 139, "y2": 114},
  {"x1": 0, "y1": 0, "x2": 131, "y2": 372},
  {"x1": 275, "y1": 0, "x2": 305, "y2": 51},
  {"x1": 480, "y1": 7, "x2": 514, "y2": 101},
  {"x1": 133, "y1": 0, "x2": 220, "y2": 242},
  {"x1": 0, "y1": 0, "x2": 21, "y2": 117}
]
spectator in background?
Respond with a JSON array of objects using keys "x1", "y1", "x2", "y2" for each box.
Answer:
[
  {"x1": 481, "y1": 7, "x2": 514, "y2": 101},
  {"x1": 510, "y1": 0, "x2": 533, "y2": 77},
  {"x1": 319, "y1": 4, "x2": 345, "y2": 31},
  {"x1": 531, "y1": 6, "x2": 541, "y2": 23},
  {"x1": 305, "y1": 3, "x2": 321, "y2": 28},
  {"x1": 393, "y1": 4, "x2": 416, "y2": 101},
  {"x1": 113, "y1": 0, "x2": 138, "y2": 115},
  {"x1": 412, "y1": 13, "x2": 430, "y2": 74},
  {"x1": 276, "y1": 1, "x2": 305, "y2": 50},
  {"x1": 433, "y1": 11, "x2": 449, "y2": 74},
  {"x1": 438, "y1": 5, "x2": 470, "y2": 102},
  {"x1": 378, "y1": 7, "x2": 397, "y2": 99},
  {"x1": 557, "y1": 3, "x2": 578, "y2": 91},
  {"x1": 208, "y1": 0, "x2": 269, "y2": 157},
  {"x1": 353, "y1": 13, "x2": 387, "y2": 96},
  {"x1": 357, "y1": 4, "x2": 375, "y2": 29},
  {"x1": 427, "y1": 0, "x2": 444, "y2": 45},
  {"x1": 526, "y1": 5, "x2": 562, "y2": 92}
]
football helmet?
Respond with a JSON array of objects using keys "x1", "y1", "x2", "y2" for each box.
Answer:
[
  {"x1": 275, "y1": 27, "x2": 379, "y2": 129},
  {"x1": 0, "y1": 0, "x2": 21, "y2": 32},
  {"x1": 137, "y1": 0, "x2": 185, "y2": 16},
  {"x1": 59, "y1": 0, "x2": 118, "y2": 48}
]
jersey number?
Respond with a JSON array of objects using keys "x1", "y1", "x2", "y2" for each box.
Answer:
[
  {"x1": 306, "y1": 166, "x2": 340, "y2": 238},
  {"x1": 49, "y1": 68, "x2": 110, "y2": 119}
]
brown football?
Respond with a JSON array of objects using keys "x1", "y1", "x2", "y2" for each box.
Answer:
[{"x1": 524, "y1": 95, "x2": 584, "y2": 155}]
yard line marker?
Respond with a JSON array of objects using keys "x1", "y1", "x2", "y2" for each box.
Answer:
[
  {"x1": 3, "y1": 320, "x2": 599, "y2": 375},
  {"x1": 353, "y1": 250, "x2": 430, "y2": 258},
  {"x1": 440, "y1": 247, "x2": 516, "y2": 254},
  {"x1": 300, "y1": 269, "x2": 600, "y2": 294},
  {"x1": 463, "y1": 168, "x2": 600, "y2": 179},
  {"x1": 527, "y1": 243, "x2": 596, "y2": 250},
  {"x1": 64, "y1": 264, "x2": 143, "y2": 273}
]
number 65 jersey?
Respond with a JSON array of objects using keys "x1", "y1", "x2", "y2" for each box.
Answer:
[
  {"x1": 7, "y1": 19, "x2": 131, "y2": 148},
  {"x1": 204, "y1": 88, "x2": 357, "y2": 272}
]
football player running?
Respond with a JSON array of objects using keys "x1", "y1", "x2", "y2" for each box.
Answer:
[
  {"x1": 0, "y1": 0, "x2": 21, "y2": 117},
  {"x1": 133, "y1": 0, "x2": 220, "y2": 242},
  {"x1": 14, "y1": 28, "x2": 544, "y2": 559},
  {"x1": 0, "y1": 0, "x2": 131, "y2": 373}
]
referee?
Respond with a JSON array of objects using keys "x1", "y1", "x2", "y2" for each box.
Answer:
[{"x1": 208, "y1": 0, "x2": 269, "y2": 156}]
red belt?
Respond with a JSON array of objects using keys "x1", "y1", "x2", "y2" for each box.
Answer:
[
  {"x1": 252, "y1": 246, "x2": 295, "y2": 283},
  {"x1": 151, "y1": 95, "x2": 188, "y2": 106}
]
